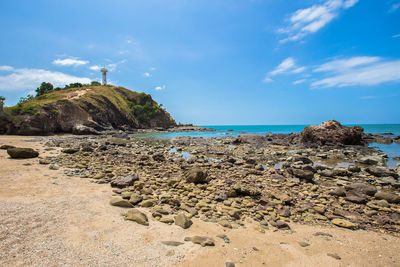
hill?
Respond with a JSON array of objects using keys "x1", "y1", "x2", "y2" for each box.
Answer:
[{"x1": 0, "y1": 85, "x2": 176, "y2": 135}]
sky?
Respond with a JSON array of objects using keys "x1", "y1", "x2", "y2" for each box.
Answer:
[{"x1": 0, "y1": 0, "x2": 399, "y2": 125}]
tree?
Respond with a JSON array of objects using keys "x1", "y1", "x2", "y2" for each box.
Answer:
[
  {"x1": 91, "y1": 81, "x2": 101, "y2": 86},
  {"x1": 0, "y1": 96, "x2": 5, "y2": 111},
  {"x1": 36, "y1": 82, "x2": 54, "y2": 96}
]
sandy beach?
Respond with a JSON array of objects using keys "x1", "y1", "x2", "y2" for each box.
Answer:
[{"x1": 0, "y1": 135, "x2": 399, "y2": 267}]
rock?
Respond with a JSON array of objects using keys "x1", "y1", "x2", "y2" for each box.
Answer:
[
  {"x1": 345, "y1": 183, "x2": 377, "y2": 196},
  {"x1": 313, "y1": 232, "x2": 333, "y2": 238},
  {"x1": 366, "y1": 167, "x2": 397, "y2": 178},
  {"x1": 218, "y1": 219, "x2": 232, "y2": 228},
  {"x1": 185, "y1": 168, "x2": 208, "y2": 184},
  {"x1": 109, "y1": 196, "x2": 134, "y2": 208},
  {"x1": 129, "y1": 194, "x2": 143, "y2": 205},
  {"x1": 374, "y1": 191, "x2": 400, "y2": 204},
  {"x1": 152, "y1": 153, "x2": 166, "y2": 162},
  {"x1": 125, "y1": 209, "x2": 149, "y2": 226},
  {"x1": 160, "y1": 217, "x2": 175, "y2": 224},
  {"x1": 161, "y1": 241, "x2": 184, "y2": 246},
  {"x1": 139, "y1": 199, "x2": 156, "y2": 207},
  {"x1": 0, "y1": 145, "x2": 15, "y2": 150},
  {"x1": 72, "y1": 124, "x2": 100, "y2": 135},
  {"x1": 254, "y1": 225, "x2": 265, "y2": 233},
  {"x1": 175, "y1": 213, "x2": 193, "y2": 229},
  {"x1": 184, "y1": 236, "x2": 215, "y2": 247},
  {"x1": 300, "y1": 120, "x2": 363, "y2": 146},
  {"x1": 270, "y1": 221, "x2": 290, "y2": 230},
  {"x1": 7, "y1": 147, "x2": 39, "y2": 159},
  {"x1": 329, "y1": 187, "x2": 346, "y2": 197},
  {"x1": 357, "y1": 156, "x2": 385, "y2": 166},
  {"x1": 233, "y1": 183, "x2": 261, "y2": 197},
  {"x1": 111, "y1": 174, "x2": 139, "y2": 188},
  {"x1": 327, "y1": 252, "x2": 341, "y2": 260},
  {"x1": 62, "y1": 148, "x2": 79, "y2": 154},
  {"x1": 298, "y1": 241, "x2": 310, "y2": 247},
  {"x1": 331, "y1": 218, "x2": 357, "y2": 229},
  {"x1": 344, "y1": 191, "x2": 368, "y2": 204},
  {"x1": 287, "y1": 168, "x2": 314, "y2": 181},
  {"x1": 226, "y1": 262, "x2": 235, "y2": 267},
  {"x1": 234, "y1": 134, "x2": 266, "y2": 145}
]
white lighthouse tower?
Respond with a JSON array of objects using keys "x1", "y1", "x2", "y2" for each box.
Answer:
[{"x1": 101, "y1": 67, "x2": 108, "y2": 85}]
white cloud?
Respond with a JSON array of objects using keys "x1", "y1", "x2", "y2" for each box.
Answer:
[
  {"x1": 293, "y1": 79, "x2": 306, "y2": 85},
  {"x1": 269, "y1": 57, "x2": 296, "y2": 76},
  {"x1": 0, "y1": 65, "x2": 14, "y2": 71},
  {"x1": 311, "y1": 58, "x2": 400, "y2": 88},
  {"x1": 89, "y1": 65, "x2": 101, "y2": 71},
  {"x1": 53, "y1": 58, "x2": 89, "y2": 66},
  {"x1": 389, "y1": 2, "x2": 400, "y2": 12},
  {"x1": 155, "y1": 85, "x2": 166, "y2": 91},
  {"x1": 143, "y1": 72, "x2": 151, "y2": 77},
  {"x1": 264, "y1": 57, "x2": 306, "y2": 82},
  {"x1": 314, "y1": 56, "x2": 381, "y2": 72},
  {"x1": 279, "y1": 0, "x2": 359, "y2": 43},
  {"x1": 0, "y1": 67, "x2": 91, "y2": 92},
  {"x1": 263, "y1": 77, "x2": 274, "y2": 83},
  {"x1": 149, "y1": 67, "x2": 156, "y2": 71},
  {"x1": 393, "y1": 34, "x2": 400, "y2": 38}
]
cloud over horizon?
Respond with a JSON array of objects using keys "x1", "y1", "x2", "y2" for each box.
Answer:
[
  {"x1": 53, "y1": 58, "x2": 89, "y2": 66},
  {"x1": 278, "y1": 0, "x2": 359, "y2": 43},
  {"x1": 0, "y1": 67, "x2": 91, "y2": 92}
]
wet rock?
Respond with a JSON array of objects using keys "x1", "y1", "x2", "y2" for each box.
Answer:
[
  {"x1": 7, "y1": 147, "x2": 39, "y2": 159},
  {"x1": 125, "y1": 209, "x2": 149, "y2": 226},
  {"x1": 175, "y1": 213, "x2": 193, "y2": 229},
  {"x1": 300, "y1": 120, "x2": 363, "y2": 146},
  {"x1": 110, "y1": 174, "x2": 139, "y2": 188},
  {"x1": 109, "y1": 196, "x2": 134, "y2": 208},
  {"x1": 185, "y1": 168, "x2": 208, "y2": 184},
  {"x1": 331, "y1": 218, "x2": 357, "y2": 229},
  {"x1": 374, "y1": 191, "x2": 400, "y2": 204},
  {"x1": 184, "y1": 236, "x2": 215, "y2": 247}
]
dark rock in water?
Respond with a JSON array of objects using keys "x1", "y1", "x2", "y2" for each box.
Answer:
[
  {"x1": 7, "y1": 147, "x2": 39, "y2": 159},
  {"x1": 374, "y1": 191, "x2": 400, "y2": 204},
  {"x1": 72, "y1": 125, "x2": 100, "y2": 135},
  {"x1": 111, "y1": 174, "x2": 139, "y2": 188},
  {"x1": 185, "y1": 168, "x2": 208, "y2": 184},
  {"x1": 300, "y1": 120, "x2": 363, "y2": 146}
]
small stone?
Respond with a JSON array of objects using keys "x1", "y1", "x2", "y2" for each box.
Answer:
[
  {"x1": 162, "y1": 241, "x2": 184, "y2": 246},
  {"x1": 125, "y1": 209, "x2": 149, "y2": 226},
  {"x1": 327, "y1": 252, "x2": 341, "y2": 260},
  {"x1": 226, "y1": 262, "x2": 235, "y2": 267},
  {"x1": 160, "y1": 217, "x2": 174, "y2": 224},
  {"x1": 139, "y1": 199, "x2": 156, "y2": 207},
  {"x1": 331, "y1": 218, "x2": 357, "y2": 229},
  {"x1": 218, "y1": 219, "x2": 232, "y2": 228},
  {"x1": 129, "y1": 194, "x2": 143, "y2": 204},
  {"x1": 254, "y1": 225, "x2": 265, "y2": 233},
  {"x1": 175, "y1": 213, "x2": 193, "y2": 229},
  {"x1": 298, "y1": 241, "x2": 310, "y2": 247},
  {"x1": 109, "y1": 196, "x2": 134, "y2": 208},
  {"x1": 111, "y1": 174, "x2": 139, "y2": 188},
  {"x1": 185, "y1": 236, "x2": 215, "y2": 247}
]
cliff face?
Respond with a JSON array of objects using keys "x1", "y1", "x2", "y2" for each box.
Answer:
[{"x1": 0, "y1": 86, "x2": 176, "y2": 135}]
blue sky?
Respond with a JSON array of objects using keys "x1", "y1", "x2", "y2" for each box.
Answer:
[{"x1": 0, "y1": 0, "x2": 399, "y2": 125}]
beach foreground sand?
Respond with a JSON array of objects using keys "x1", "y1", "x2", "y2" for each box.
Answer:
[{"x1": 0, "y1": 135, "x2": 399, "y2": 267}]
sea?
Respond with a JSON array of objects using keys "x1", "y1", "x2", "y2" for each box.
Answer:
[{"x1": 138, "y1": 124, "x2": 400, "y2": 169}]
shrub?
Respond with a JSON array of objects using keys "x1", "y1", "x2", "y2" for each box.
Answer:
[
  {"x1": 0, "y1": 96, "x2": 5, "y2": 111},
  {"x1": 36, "y1": 82, "x2": 54, "y2": 96},
  {"x1": 51, "y1": 109, "x2": 59, "y2": 115}
]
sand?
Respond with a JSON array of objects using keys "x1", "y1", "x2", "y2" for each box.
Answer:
[{"x1": 0, "y1": 135, "x2": 399, "y2": 267}]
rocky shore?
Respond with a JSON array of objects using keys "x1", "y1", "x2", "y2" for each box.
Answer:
[{"x1": 5, "y1": 120, "x2": 397, "y2": 237}]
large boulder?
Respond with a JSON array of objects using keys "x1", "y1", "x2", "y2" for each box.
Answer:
[
  {"x1": 7, "y1": 147, "x2": 39, "y2": 159},
  {"x1": 300, "y1": 120, "x2": 363, "y2": 146}
]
